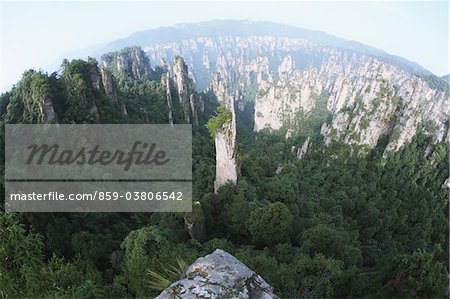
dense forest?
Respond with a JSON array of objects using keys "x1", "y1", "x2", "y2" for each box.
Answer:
[{"x1": 0, "y1": 53, "x2": 448, "y2": 298}]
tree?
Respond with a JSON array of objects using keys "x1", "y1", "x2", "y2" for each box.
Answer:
[
  {"x1": 277, "y1": 253, "x2": 343, "y2": 298},
  {"x1": 205, "y1": 105, "x2": 232, "y2": 137},
  {"x1": 300, "y1": 224, "x2": 363, "y2": 267},
  {"x1": 120, "y1": 226, "x2": 168, "y2": 297},
  {"x1": 119, "y1": 226, "x2": 198, "y2": 297},
  {"x1": 248, "y1": 202, "x2": 293, "y2": 246},
  {"x1": 380, "y1": 246, "x2": 448, "y2": 298},
  {"x1": 0, "y1": 213, "x2": 46, "y2": 297},
  {"x1": 45, "y1": 255, "x2": 105, "y2": 298}
]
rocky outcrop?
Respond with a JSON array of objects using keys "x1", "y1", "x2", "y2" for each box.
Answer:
[
  {"x1": 95, "y1": 21, "x2": 448, "y2": 156},
  {"x1": 101, "y1": 47, "x2": 155, "y2": 81},
  {"x1": 156, "y1": 249, "x2": 277, "y2": 299},
  {"x1": 39, "y1": 98, "x2": 57, "y2": 123},
  {"x1": 316, "y1": 50, "x2": 449, "y2": 153},
  {"x1": 297, "y1": 136, "x2": 311, "y2": 159},
  {"x1": 211, "y1": 71, "x2": 238, "y2": 192}
]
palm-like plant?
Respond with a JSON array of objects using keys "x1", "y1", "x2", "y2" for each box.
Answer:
[{"x1": 148, "y1": 257, "x2": 188, "y2": 291}]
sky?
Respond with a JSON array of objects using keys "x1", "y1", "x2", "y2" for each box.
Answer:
[{"x1": 1, "y1": 1, "x2": 448, "y2": 92}]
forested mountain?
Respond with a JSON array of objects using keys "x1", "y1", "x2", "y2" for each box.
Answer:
[{"x1": 0, "y1": 20, "x2": 448, "y2": 298}]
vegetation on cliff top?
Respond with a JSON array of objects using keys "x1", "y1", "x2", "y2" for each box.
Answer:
[{"x1": 205, "y1": 105, "x2": 232, "y2": 138}]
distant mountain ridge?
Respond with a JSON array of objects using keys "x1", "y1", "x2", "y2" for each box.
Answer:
[{"x1": 93, "y1": 20, "x2": 432, "y2": 76}]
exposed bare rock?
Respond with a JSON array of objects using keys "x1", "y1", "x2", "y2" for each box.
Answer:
[
  {"x1": 211, "y1": 72, "x2": 238, "y2": 192},
  {"x1": 318, "y1": 50, "x2": 449, "y2": 153},
  {"x1": 39, "y1": 98, "x2": 57, "y2": 123},
  {"x1": 442, "y1": 178, "x2": 450, "y2": 189},
  {"x1": 297, "y1": 136, "x2": 311, "y2": 159},
  {"x1": 118, "y1": 48, "x2": 154, "y2": 80},
  {"x1": 156, "y1": 249, "x2": 277, "y2": 299},
  {"x1": 100, "y1": 67, "x2": 118, "y2": 102},
  {"x1": 89, "y1": 66, "x2": 102, "y2": 90}
]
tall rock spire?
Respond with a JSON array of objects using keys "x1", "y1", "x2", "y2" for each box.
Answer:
[
  {"x1": 172, "y1": 56, "x2": 198, "y2": 124},
  {"x1": 210, "y1": 71, "x2": 238, "y2": 192}
]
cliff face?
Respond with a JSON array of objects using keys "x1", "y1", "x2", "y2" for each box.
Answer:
[
  {"x1": 316, "y1": 50, "x2": 448, "y2": 153},
  {"x1": 253, "y1": 49, "x2": 449, "y2": 153},
  {"x1": 156, "y1": 249, "x2": 277, "y2": 299},
  {"x1": 161, "y1": 73, "x2": 174, "y2": 125},
  {"x1": 139, "y1": 33, "x2": 448, "y2": 153},
  {"x1": 39, "y1": 98, "x2": 57, "y2": 123},
  {"x1": 253, "y1": 54, "x2": 323, "y2": 133}
]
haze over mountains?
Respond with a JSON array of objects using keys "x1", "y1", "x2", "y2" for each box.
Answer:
[{"x1": 92, "y1": 20, "x2": 433, "y2": 76}]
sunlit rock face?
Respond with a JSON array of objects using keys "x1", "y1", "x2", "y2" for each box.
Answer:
[
  {"x1": 252, "y1": 49, "x2": 448, "y2": 153},
  {"x1": 155, "y1": 249, "x2": 277, "y2": 299},
  {"x1": 253, "y1": 54, "x2": 323, "y2": 133},
  {"x1": 316, "y1": 50, "x2": 449, "y2": 153}
]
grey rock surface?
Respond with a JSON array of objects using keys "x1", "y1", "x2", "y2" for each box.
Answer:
[{"x1": 155, "y1": 249, "x2": 277, "y2": 299}]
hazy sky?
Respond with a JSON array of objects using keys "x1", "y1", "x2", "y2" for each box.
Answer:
[{"x1": 1, "y1": 1, "x2": 448, "y2": 92}]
